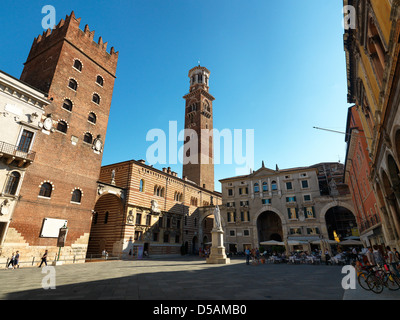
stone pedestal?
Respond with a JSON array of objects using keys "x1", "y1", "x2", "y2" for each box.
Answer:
[{"x1": 206, "y1": 228, "x2": 230, "y2": 264}]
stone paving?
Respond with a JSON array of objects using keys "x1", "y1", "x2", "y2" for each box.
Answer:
[{"x1": 0, "y1": 256, "x2": 399, "y2": 300}]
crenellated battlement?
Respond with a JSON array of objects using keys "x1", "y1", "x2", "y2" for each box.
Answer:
[{"x1": 27, "y1": 11, "x2": 118, "y2": 68}]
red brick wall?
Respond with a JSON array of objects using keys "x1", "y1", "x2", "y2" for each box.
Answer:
[{"x1": 7, "y1": 12, "x2": 118, "y2": 254}]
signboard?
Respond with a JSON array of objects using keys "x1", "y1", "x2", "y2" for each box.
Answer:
[
  {"x1": 40, "y1": 218, "x2": 68, "y2": 238},
  {"x1": 57, "y1": 227, "x2": 68, "y2": 247}
]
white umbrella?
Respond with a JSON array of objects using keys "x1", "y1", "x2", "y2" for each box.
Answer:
[
  {"x1": 339, "y1": 239, "x2": 363, "y2": 245},
  {"x1": 260, "y1": 240, "x2": 284, "y2": 246},
  {"x1": 288, "y1": 240, "x2": 308, "y2": 245},
  {"x1": 344, "y1": 236, "x2": 360, "y2": 240}
]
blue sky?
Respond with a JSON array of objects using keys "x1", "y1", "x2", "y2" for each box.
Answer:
[{"x1": 0, "y1": 0, "x2": 350, "y2": 191}]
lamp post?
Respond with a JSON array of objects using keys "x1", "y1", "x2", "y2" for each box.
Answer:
[{"x1": 57, "y1": 223, "x2": 68, "y2": 262}]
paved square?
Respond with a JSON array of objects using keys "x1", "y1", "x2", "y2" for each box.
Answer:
[{"x1": 0, "y1": 256, "x2": 353, "y2": 300}]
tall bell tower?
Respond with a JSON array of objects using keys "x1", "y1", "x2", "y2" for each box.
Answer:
[{"x1": 182, "y1": 66, "x2": 215, "y2": 191}]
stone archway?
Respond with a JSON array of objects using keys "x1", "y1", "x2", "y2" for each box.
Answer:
[
  {"x1": 86, "y1": 192, "x2": 124, "y2": 257},
  {"x1": 381, "y1": 168, "x2": 400, "y2": 240},
  {"x1": 256, "y1": 211, "x2": 283, "y2": 243},
  {"x1": 324, "y1": 206, "x2": 357, "y2": 241},
  {"x1": 375, "y1": 181, "x2": 397, "y2": 242}
]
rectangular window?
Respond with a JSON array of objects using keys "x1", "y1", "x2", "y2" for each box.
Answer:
[
  {"x1": 286, "y1": 196, "x2": 296, "y2": 203},
  {"x1": 240, "y1": 211, "x2": 250, "y2": 222},
  {"x1": 153, "y1": 232, "x2": 159, "y2": 241},
  {"x1": 17, "y1": 129, "x2": 34, "y2": 152},
  {"x1": 134, "y1": 231, "x2": 142, "y2": 240},
  {"x1": 163, "y1": 233, "x2": 169, "y2": 243},
  {"x1": 227, "y1": 211, "x2": 236, "y2": 223},
  {"x1": 290, "y1": 228, "x2": 302, "y2": 235},
  {"x1": 146, "y1": 215, "x2": 151, "y2": 226},
  {"x1": 228, "y1": 188, "x2": 233, "y2": 196},
  {"x1": 135, "y1": 213, "x2": 142, "y2": 225},
  {"x1": 229, "y1": 230, "x2": 235, "y2": 236},
  {"x1": 243, "y1": 229, "x2": 250, "y2": 236},
  {"x1": 304, "y1": 206, "x2": 315, "y2": 219},
  {"x1": 166, "y1": 217, "x2": 171, "y2": 228},
  {"x1": 286, "y1": 182, "x2": 293, "y2": 190},
  {"x1": 307, "y1": 227, "x2": 320, "y2": 235},
  {"x1": 287, "y1": 207, "x2": 298, "y2": 220},
  {"x1": 303, "y1": 194, "x2": 311, "y2": 201},
  {"x1": 301, "y1": 180, "x2": 309, "y2": 188},
  {"x1": 262, "y1": 199, "x2": 271, "y2": 205}
]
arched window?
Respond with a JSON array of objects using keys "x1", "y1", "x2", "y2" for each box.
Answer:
[
  {"x1": 92, "y1": 93, "x2": 100, "y2": 104},
  {"x1": 68, "y1": 79, "x2": 78, "y2": 91},
  {"x1": 88, "y1": 112, "x2": 96, "y2": 124},
  {"x1": 57, "y1": 121, "x2": 68, "y2": 133},
  {"x1": 262, "y1": 182, "x2": 268, "y2": 192},
  {"x1": 62, "y1": 99, "x2": 73, "y2": 112},
  {"x1": 254, "y1": 183, "x2": 259, "y2": 193},
  {"x1": 83, "y1": 132, "x2": 93, "y2": 144},
  {"x1": 139, "y1": 179, "x2": 145, "y2": 192},
  {"x1": 4, "y1": 171, "x2": 20, "y2": 195},
  {"x1": 73, "y1": 59, "x2": 82, "y2": 71},
  {"x1": 93, "y1": 212, "x2": 98, "y2": 224},
  {"x1": 96, "y1": 75, "x2": 104, "y2": 86},
  {"x1": 71, "y1": 189, "x2": 82, "y2": 203},
  {"x1": 271, "y1": 180, "x2": 278, "y2": 191},
  {"x1": 39, "y1": 182, "x2": 52, "y2": 198}
]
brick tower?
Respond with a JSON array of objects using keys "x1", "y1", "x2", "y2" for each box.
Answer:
[
  {"x1": 182, "y1": 66, "x2": 215, "y2": 191},
  {"x1": 2, "y1": 12, "x2": 119, "y2": 261}
]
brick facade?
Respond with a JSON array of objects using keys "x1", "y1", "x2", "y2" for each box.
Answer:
[
  {"x1": 87, "y1": 160, "x2": 222, "y2": 257},
  {"x1": 1, "y1": 12, "x2": 118, "y2": 264}
]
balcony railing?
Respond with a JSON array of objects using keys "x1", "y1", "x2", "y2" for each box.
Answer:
[{"x1": 0, "y1": 141, "x2": 36, "y2": 163}]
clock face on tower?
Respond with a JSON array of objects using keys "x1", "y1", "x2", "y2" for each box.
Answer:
[
  {"x1": 94, "y1": 138, "x2": 103, "y2": 151},
  {"x1": 43, "y1": 117, "x2": 52, "y2": 131}
]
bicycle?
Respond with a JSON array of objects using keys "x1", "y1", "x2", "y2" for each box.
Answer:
[
  {"x1": 357, "y1": 264, "x2": 374, "y2": 291},
  {"x1": 366, "y1": 264, "x2": 400, "y2": 294}
]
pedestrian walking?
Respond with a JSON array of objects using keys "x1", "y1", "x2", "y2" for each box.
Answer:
[
  {"x1": 366, "y1": 247, "x2": 376, "y2": 266},
  {"x1": 394, "y1": 248, "x2": 400, "y2": 262},
  {"x1": 386, "y1": 246, "x2": 400, "y2": 277},
  {"x1": 13, "y1": 251, "x2": 20, "y2": 269},
  {"x1": 245, "y1": 248, "x2": 251, "y2": 265},
  {"x1": 372, "y1": 245, "x2": 384, "y2": 265},
  {"x1": 7, "y1": 252, "x2": 15, "y2": 269},
  {"x1": 324, "y1": 249, "x2": 330, "y2": 265},
  {"x1": 39, "y1": 250, "x2": 48, "y2": 267}
]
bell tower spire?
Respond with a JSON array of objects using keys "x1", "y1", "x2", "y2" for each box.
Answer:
[{"x1": 182, "y1": 65, "x2": 215, "y2": 191}]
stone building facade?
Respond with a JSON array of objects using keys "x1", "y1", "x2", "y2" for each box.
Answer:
[
  {"x1": 219, "y1": 162, "x2": 356, "y2": 253},
  {"x1": 0, "y1": 11, "x2": 119, "y2": 264},
  {"x1": 0, "y1": 71, "x2": 49, "y2": 253},
  {"x1": 87, "y1": 160, "x2": 222, "y2": 258},
  {"x1": 344, "y1": 106, "x2": 384, "y2": 246},
  {"x1": 343, "y1": 0, "x2": 400, "y2": 248}
]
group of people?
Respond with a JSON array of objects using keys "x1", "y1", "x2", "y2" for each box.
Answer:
[
  {"x1": 6, "y1": 251, "x2": 20, "y2": 269},
  {"x1": 199, "y1": 247, "x2": 210, "y2": 258},
  {"x1": 356, "y1": 245, "x2": 400, "y2": 277},
  {"x1": 244, "y1": 247, "x2": 261, "y2": 265},
  {"x1": 5, "y1": 250, "x2": 48, "y2": 269}
]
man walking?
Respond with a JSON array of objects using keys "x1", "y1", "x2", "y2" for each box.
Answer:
[{"x1": 39, "y1": 250, "x2": 48, "y2": 268}]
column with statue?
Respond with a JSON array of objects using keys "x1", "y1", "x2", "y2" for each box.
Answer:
[{"x1": 206, "y1": 206, "x2": 230, "y2": 264}]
